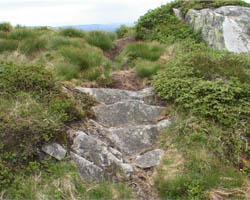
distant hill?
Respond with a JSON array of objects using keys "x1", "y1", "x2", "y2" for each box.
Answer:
[{"x1": 56, "y1": 23, "x2": 134, "y2": 32}]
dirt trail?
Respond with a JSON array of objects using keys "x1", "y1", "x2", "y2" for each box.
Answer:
[{"x1": 104, "y1": 36, "x2": 136, "y2": 61}]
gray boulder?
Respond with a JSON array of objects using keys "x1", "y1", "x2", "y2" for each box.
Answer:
[
  {"x1": 93, "y1": 100, "x2": 165, "y2": 127},
  {"x1": 103, "y1": 119, "x2": 171, "y2": 155},
  {"x1": 134, "y1": 149, "x2": 164, "y2": 169},
  {"x1": 184, "y1": 6, "x2": 250, "y2": 53},
  {"x1": 42, "y1": 143, "x2": 67, "y2": 160},
  {"x1": 75, "y1": 87, "x2": 156, "y2": 105},
  {"x1": 70, "y1": 152, "x2": 104, "y2": 182}
]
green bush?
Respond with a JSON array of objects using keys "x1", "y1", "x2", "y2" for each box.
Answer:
[
  {"x1": 8, "y1": 28, "x2": 36, "y2": 40},
  {"x1": 86, "y1": 31, "x2": 113, "y2": 51},
  {"x1": 122, "y1": 42, "x2": 164, "y2": 61},
  {"x1": 60, "y1": 47, "x2": 103, "y2": 70},
  {"x1": 0, "y1": 61, "x2": 54, "y2": 96},
  {"x1": 153, "y1": 52, "x2": 250, "y2": 128},
  {"x1": 59, "y1": 28, "x2": 86, "y2": 38},
  {"x1": 116, "y1": 25, "x2": 134, "y2": 38},
  {"x1": 0, "y1": 39, "x2": 18, "y2": 53},
  {"x1": 0, "y1": 22, "x2": 13, "y2": 32},
  {"x1": 55, "y1": 64, "x2": 80, "y2": 81},
  {"x1": 20, "y1": 37, "x2": 48, "y2": 55},
  {"x1": 0, "y1": 62, "x2": 83, "y2": 189},
  {"x1": 135, "y1": 60, "x2": 162, "y2": 78}
]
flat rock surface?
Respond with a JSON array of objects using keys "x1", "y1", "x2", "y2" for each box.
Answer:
[
  {"x1": 71, "y1": 152, "x2": 104, "y2": 182},
  {"x1": 93, "y1": 100, "x2": 165, "y2": 127},
  {"x1": 42, "y1": 143, "x2": 67, "y2": 161},
  {"x1": 76, "y1": 87, "x2": 156, "y2": 105},
  {"x1": 134, "y1": 149, "x2": 164, "y2": 169},
  {"x1": 95, "y1": 119, "x2": 171, "y2": 156}
]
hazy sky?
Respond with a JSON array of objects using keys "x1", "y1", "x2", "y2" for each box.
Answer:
[{"x1": 0, "y1": 0, "x2": 173, "y2": 26}]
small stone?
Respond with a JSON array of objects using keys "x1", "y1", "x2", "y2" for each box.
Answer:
[
  {"x1": 120, "y1": 163, "x2": 134, "y2": 174},
  {"x1": 134, "y1": 149, "x2": 164, "y2": 169},
  {"x1": 42, "y1": 143, "x2": 67, "y2": 160},
  {"x1": 70, "y1": 152, "x2": 104, "y2": 183}
]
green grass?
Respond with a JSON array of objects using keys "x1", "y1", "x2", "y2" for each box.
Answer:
[
  {"x1": 122, "y1": 42, "x2": 165, "y2": 62},
  {"x1": 86, "y1": 31, "x2": 113, "y2": 51},
  {"x1": 0, "y1": 61, "x2": 84, "y2": 189},
  {"x1": 3, "y1": 160, "x2": 133, "y2": 200},
  {"x1": 116, "y1": 25, "x2": 135, "y2": 39},
  {"x1": 60, "y1": 47, "x2": 104, "y2": 70},
  {"x1": 55, "y1": 64, "x2": 80, "y2": 81},
  {"x1": 0, "y1": 39, "x2": 18, "y2": 53},
  {"x1": 155, "y1": 115, "x2": 246, "y2": 200},
  {"x1": 135, "y1": 60, "x2": 162, "y2": 78},
  {"x1": 19, "y1": 37, "x2": 48, "y2": 55},
  {"x1": 8, "y1": 28, "x2": 36, "y2": 40},
  {"x1": 50, "y1": 36, "x2": 86, "y2": 50},
  {"x1": 0, "y1": 22, "x2": 13, "y2": 32},
  {"x1": 59, "y1": 28, "x2": 86, "y2": 38}
]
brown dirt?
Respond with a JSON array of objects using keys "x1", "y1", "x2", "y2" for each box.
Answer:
[
  {"x1": 110, "y1": 70, "x2": 147, "y2": 91},
  {"x1": 104, "y1": 37, "x2": 136, "y2": 60}
]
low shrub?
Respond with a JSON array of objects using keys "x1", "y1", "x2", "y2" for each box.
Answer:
[
  {"x1": 0, "y1": 22, "x2": 13, "y2": 32},
  {"x1": 0, "y1": 39, "x2": 18, "y2": 53},
  {"x1": 60, "y1": 47, "x2": 103, "y2": 70},
  {"x1": 122, "y1": 42, "x2": 165, "y2": 61},
  {"x1": 86, "y1": 31, "x2": 113, "y2": 51},
  {"x1": 59, "y1": 28, "x2": 86, "y2": 38}
]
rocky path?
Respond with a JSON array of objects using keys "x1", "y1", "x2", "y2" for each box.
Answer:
[
  {"x1": 43, "y1": 87, "x2": 171, "y2": 199},
  {"x1": 43, "y1": 77, "x2": 171, "y2": 199},
  {"x1": 69, "y1": 87, "x2": 171, "y2": 199}
]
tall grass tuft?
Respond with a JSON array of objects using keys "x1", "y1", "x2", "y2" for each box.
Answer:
[
  {"x1": 50, "y1": 36, "x2": 86, "y2": 50},
  {"x1": 123, "y1": 42, "x2": 164, "y2": 61},
  {"x1": 8, "y1": 28, "x2": 36, "y2": 40},
  {"x1": 86, "y1": 31, "x2": 113, "y2": 51},
  {"x1": 20, "y1": 37, "x2": 48, "y2": 55},
  {"x1": 135, "y1": 60, "x2": 162, "y2": 78},
  {"x1": 0, "y1": 39, "x2": 18, "y2": 53},
  {"x1": 55, "y1": 64, "x2": 80, "y2": 81},
  {"x1": 60, "y1": 47, "x2": 103, "y2": 70},
  {"x1": 59, "y1": 28, "x2": 86, "y2": 38}
]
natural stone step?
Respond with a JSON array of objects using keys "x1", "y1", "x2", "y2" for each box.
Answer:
[
  {"x1": 70, "y1": 152, "x2": 104, "y2": 183},
  {"x1": 93, "y1": 100, "x2": 165, "y2": 127},
  {"x1": 42, "y1": 143, "x2": 67, "y2": 161},
  {"x1": 71, "y1": 131, "x2": 134, "y2": 174},
  {"x1": 89, "y1": 119, "x2": 171, "y2": 156},
  {"x1": 76, "y1": 87, "x2": 156, "y2": 105},
  {"x1": 134, "y1": 149, "x2": 164, "y2": 169}
]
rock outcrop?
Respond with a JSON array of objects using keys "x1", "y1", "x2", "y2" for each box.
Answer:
[{"x1": 177, "y1": 6, "x2": 250, "y2": 53}]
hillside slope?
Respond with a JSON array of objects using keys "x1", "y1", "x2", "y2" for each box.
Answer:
[{"x1": 0, "y1": 0, "x2": 250, "y2": 199}]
